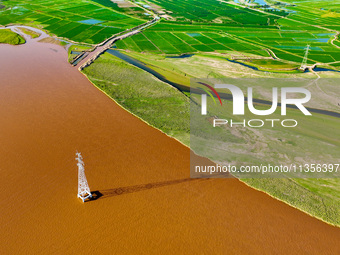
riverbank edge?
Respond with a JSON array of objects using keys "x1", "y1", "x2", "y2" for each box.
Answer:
[
  {"x1": 0, "y1": 28, "x2": 25, "y2": 45},
  {"x1": 1, "y1": 26, "x2": 338, "y2": 227},
  {"x1": 79, "y1": 56, "x2": 339, "y2": 227},
  {"x1": 80, "y1": 70, "x2": 190, "y2": 148}
]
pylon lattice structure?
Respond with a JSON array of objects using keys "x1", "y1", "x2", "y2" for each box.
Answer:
[
  {"x1": 300, "y1": 44, "x2": 310, "y2": 70},
  {"x1": 76, "y1": 152, "x2": 92, "y2": 202}
]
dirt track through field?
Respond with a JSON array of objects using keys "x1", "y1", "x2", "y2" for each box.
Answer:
[{"x1": 0, "y1": 34, "x2": 339, "y2": 254}]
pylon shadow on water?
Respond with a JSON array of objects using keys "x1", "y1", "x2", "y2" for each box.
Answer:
[{"x1": 88, "y1": 177, "x2": 209, "y2": 202}]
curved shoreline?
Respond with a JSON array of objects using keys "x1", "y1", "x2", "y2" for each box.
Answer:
[
  {"x1": 0, "y1": 26, "x2": 339, "y2": 254},
  {"x1": 4, "y1": 26, "x2": 340, "y2": 222},
  {"x1": 82, "y1": 68, "x2": 340, "y2": 228},
  {"x1": 82, "y1": 51, "x2": 339, "y2": 226}
]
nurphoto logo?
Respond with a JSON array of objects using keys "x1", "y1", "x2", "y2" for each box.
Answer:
[
  {"x1": 190, "y1": 78, "x2": 339, "y2": 179},
  {"x1": 199, "y1": 82, "x2": 312, "y2": 128}
]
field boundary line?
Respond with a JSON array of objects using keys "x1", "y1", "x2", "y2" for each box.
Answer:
[{"x1": 139, "y1": 32, "x2": 163, "y2": 53}]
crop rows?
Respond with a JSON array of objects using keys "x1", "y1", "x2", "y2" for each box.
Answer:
[
  {"x1": 0, "y1": 0, "x2": 145, "y2": 44},
  {"x1": 116, "y1": 30, "x2": 267, "y2": 56},
  {"x1": 146, "y1": 0, "x2": 285, "y2": 25},
  {"x1": 120, "y1": 18, "x2": 340, "y2": 65}
]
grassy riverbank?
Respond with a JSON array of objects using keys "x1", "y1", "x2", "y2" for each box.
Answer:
[
  {"x1": 82, "y1": 52, "x2": 190, "y2": 145},
  {"x1": 243, "y1": 178, "x2": 339, "y2": 226},
  {"x1": 80, "y1": 50, "x2": 339, "y2": 226},
  {"x1": 0, "y1": 29, "x2": 25, "y2": 45},
  {"x1": 18, "y1": 27, "x2": 40, "y2": 39},
  {"x1": 121, "y1": 51, "x2": 340, "y2": 112}
]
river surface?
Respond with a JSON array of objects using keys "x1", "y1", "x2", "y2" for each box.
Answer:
[{"x1": 0, "y1": 27, "x2": 339, "y2": 254}]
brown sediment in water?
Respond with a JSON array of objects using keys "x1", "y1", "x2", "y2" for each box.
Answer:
[{"x1": 0, "y1": 34, "x2": 339, "y2": 255}]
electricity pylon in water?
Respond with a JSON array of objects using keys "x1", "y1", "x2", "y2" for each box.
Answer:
[
  {"x1": 300, "y1": 44, "x2": 310, "y2": 70},
  {"x1": 76, "y1": 152, "x2": 92, "y2": 202}
]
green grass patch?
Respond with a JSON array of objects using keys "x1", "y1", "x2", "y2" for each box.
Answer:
[
  {"x1": 19, "y1": 27, "x2": 40, "y2": 39},
  {"x1": 243, "y1": 178, "x2": 340, "y2": 226},
  {"x1": 81, "y1": 52, "x2": 190, "y2": 145},
  {"x1": 0, "y1": 29, "x2": 25, "y2": 45},
  {"x1": 78, "y1": 48, "x2": 340, "y2": 226},
  {"x1": 239, "y1": 59, "x2": 300, "y2": 71},
  {"x1": 0, "y1": 0, "x2": 145, "y2": 44}
]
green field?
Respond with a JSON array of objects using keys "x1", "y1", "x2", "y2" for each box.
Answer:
[
  {"x1": 120, "y1": 21, "x2": 340, "y2": 67},
  {"x1": 0, "y1": 28, "x2": 25, "y2": 44},
  {"x1": 118, "y1": 0, "x2": 340, "y2": 69},
  {"x1": 0, "y1": 0, "x2": 147, "y2": 44},
  {"x1": 147, "y1": 0, "x2": 287, "y2": 24},
  {"x1": 1, "y1": 0, "x2": 339, "y2": 69}
]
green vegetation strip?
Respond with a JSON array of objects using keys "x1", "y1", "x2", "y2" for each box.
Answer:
[
  {"x1": 243, "y1": 178, "x2": 340, "y2": 226},
  {"x1": 81, "y1": 52, "x2": 190, "y2": 145},
  {"x1": 81, "y1": 51, "x2": 339, "y2": 226},
  {"x1": 19, "y1": 27, "x2": 40, "y2": 39},
  {"x1": 1, "y1": 0, "x2": 339, "y2": 68},
  {"x1": 0, "y1": 29, "x2": 25, "y2": 45},
  {"x1": 0, "y1": 0, "x2": 145, "y2": 44}
]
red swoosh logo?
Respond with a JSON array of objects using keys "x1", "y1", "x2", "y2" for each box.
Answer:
[{"x1": 198, "y1": 82, "x2": 223, "y2": 106}]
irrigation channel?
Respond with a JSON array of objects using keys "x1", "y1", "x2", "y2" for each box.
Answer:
[
  {"x1": 67, "y1": 13, "x2": 340, "y2": 119},
  {"x1": 106, "y1": 49, "x2": 340, "y2": 119}
]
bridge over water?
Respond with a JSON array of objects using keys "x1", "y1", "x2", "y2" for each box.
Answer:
[{"x1": 74, "y1": 17, "x2": 160, "y2": 70}]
